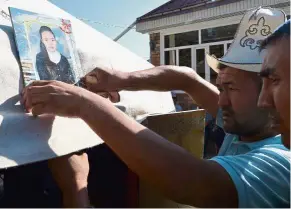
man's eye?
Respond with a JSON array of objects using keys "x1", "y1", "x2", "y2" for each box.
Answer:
[
  {"x1": 271, "y1": 78, "x2": 279, "y2": 84},
  {"x1": 270, "y1": 77, "x2": 279, "y2": 84},
  {"x1": 228, "y1": 86, "x2": 238, "y2": 91}
]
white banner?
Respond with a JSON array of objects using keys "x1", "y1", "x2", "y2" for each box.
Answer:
[{"x1": 0, "y1": 0, "x2": 175, "y2": 168}]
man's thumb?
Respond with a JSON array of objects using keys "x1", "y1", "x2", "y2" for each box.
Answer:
[{"x1": 83, "y1": 75, "x2": 103, "y2": 92}]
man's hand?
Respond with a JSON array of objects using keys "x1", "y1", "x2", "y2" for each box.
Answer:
[
  {"x1": 49, "y1": 153, "x2": 90, "y2": 208},
  {"x1": 81, "y1": 67, "x2": 124, "y2": 103},
  {"x1": 96, "y1": 91, "x2": 120, "y2": 103},
  {"x1": 81, "y1": 67, "x2": 126, "y2": 93},
  {"x1": 22, "y1": 80, "x2": 89, "y2": 117}
]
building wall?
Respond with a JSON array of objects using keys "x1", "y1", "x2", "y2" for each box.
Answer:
[
  {"x1": 149, "y1": 33, "x2": 160, "y2": 66},
  {"x1": 145, "y1": 0, "x2": 290, "y2": 111}
]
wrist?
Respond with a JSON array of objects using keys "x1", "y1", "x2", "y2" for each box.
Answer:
[
  {"x1": 78, "y1": 93, "x2": 94, "y2": 120},
  {"x1": 62, "y1": 185, "x2": 90, "y2": 208},
  {"x1": 78, "y1": 91, "x2": 105, "y2": 121},
  {"x1": 117, "y1": 71, "x2": 130, "y2": 90},
  {"x1": 183, "y1": 68, "x2": 200, "y2": 93},
  {"x1": 75, "y1": 85, "x2": 97, "y2": 116},
  {"x1": 62, "y1": 182, "x2": 88, "y2": 193},
  {"x1": 169, "y1": 66, "x2": 197, "y2": 92},
  {"x1": 58, "y1": 178, "x2": 88, "y2": 192}
]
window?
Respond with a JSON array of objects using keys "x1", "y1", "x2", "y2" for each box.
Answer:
[
  {"x1": 196, "y1": 48, "x2": 205, "y2": 79},
  {"x1": 201, "y1": 24, "x2": 238, "y2": 43},
  {"x1": 209, "y1": 44, "x2": 224, "y2": 84},
  {"x1": 165, "y1": 30, "x2": 199, "y2": 48},
  {"x1": 165, "y1": 50, "x2": 176, "y2": 65},
  {"x1": 227, "y1": 43, "x2": 231, "y2": 49},
  {"x1": 165, "y1": 34, "x2": 175, "y2": 48},
  {"x1": 210, "y1": 44, "x2": 224, "y2": 59},
  {"x1": 179, "y1": 48, "x2": 192, "y2": 67}
]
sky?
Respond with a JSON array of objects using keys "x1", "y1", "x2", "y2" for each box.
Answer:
[{"x1": 49, "y1": 0, "x2": 169, "y2": 60}]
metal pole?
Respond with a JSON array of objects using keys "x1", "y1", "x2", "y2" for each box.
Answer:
[{"x1": 114, "y1": 20, "x2": 137, "y2": 42}]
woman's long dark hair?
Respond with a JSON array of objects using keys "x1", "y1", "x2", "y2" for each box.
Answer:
[{"x1": 39, "y1": 26, "x2": 56, "y2": 65}]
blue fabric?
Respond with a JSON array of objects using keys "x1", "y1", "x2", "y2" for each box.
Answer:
[
  {"x1": 205, "y1": 112, "x2": 213, "y2": 125},
  {"x1": 210, "y1": 109, "x2": 290, "y2": 208},
  {"x1": 175, "y1": 104, "x2": 183, "y2": 112}
]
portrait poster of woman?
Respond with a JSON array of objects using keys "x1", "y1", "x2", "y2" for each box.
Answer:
[{"x1": 9, "y1": 7, "x2": 82, "y2": 86}]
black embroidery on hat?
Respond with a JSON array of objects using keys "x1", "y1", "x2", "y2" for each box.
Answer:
[{"x1": 240, "y1": 17, "x2": 271, "y2": 50}]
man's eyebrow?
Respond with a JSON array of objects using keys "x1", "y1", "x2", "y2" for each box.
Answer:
[
  {"x1": 259, "y1": 67, "x2": 276, "y2": 77},
  {"x1": 221, "y1": 81, "x2": 234, "y2": 85}
]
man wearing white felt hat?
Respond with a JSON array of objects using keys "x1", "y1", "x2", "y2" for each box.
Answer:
[
  {"x1": 206, "y1": 7, "x2": 286, "y2": 73},
  {"x1": 23, "y1": 7, "x2": 290, "y2": 208}
]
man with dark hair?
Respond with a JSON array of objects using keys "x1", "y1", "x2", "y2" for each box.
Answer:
[
  {"x1": 258, "y1": 20, "x2": 290, "y2": 148},
  {"x1": 22, "y1": 7, "x2": 290, "y2": 208}
]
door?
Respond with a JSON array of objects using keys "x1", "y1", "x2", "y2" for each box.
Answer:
[
  {"x1": 193, "y1": 47, "x2": 207, "y2": 81},
  {"x1": 209, "y1": 44, "x2": 225, "y2": 84},
  {"x1": 179, "y1": 48, "x2": 192, "y2": 68}
]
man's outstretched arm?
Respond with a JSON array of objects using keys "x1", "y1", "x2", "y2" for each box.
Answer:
[
  {"x1": 83, "y1": 65, "x2": 219, "y2": 117},
  {"x1": 49, "y1": 153, "x2": 90, "y2": 208},
  {"x1": 23, "y1": 81, "x2": 236, "y2": 208}
]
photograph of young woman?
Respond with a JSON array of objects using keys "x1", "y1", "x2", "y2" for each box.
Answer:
[{"x1": 36, "y1": 26, "x2": 75, "y2": 84}]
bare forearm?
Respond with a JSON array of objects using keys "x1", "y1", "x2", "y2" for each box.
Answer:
[
  {"x1": 120, "y1": 66, "x2": 192, "y2": 91},
  {"x1": 121, "y1": 66, "x2": 219, "y2": 116},
  {"x1": 81, "y1": 94, "x2": 202, "y2": 204},
  {"x1": 79, "y1": 93, "x2": 236, "y2": 207},
  {"x1": 186, "y1": 74, "x2": 219, "y2": 116},
  {"x1": 62, "y1": 186, "x2": 90, "y2": 208}
]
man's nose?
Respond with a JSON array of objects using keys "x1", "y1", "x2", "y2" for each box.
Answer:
[
  {"x1": 258, "y1": 85, "x2": 274, "y2": 108},
  {"x1": 218, "y1": 92, "x2": 231, "y2": 108}
]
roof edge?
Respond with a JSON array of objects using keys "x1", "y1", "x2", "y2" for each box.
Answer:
[{"x1": 137, "y1": 0, "x2": 225, "y2": 23}]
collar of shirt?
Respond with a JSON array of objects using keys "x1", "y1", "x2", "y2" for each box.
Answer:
[{"x1": 219, "y1": 134, "x2": 282, "y2": 156}]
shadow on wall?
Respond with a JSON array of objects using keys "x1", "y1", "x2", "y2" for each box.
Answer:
[{"x1": 0, "y1": 95, "x2": 55, "y2": 166}]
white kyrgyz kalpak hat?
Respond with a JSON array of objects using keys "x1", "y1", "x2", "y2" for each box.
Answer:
[{"x1": 206, "y1": 7, "x2": 286, "y2": 73}]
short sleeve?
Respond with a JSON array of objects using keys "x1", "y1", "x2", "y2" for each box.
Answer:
[{"x1": 211, "y1": 146, "x2": 290, "y2": 208}]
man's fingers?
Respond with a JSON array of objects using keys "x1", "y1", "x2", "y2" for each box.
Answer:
[
  {"x1": 27, "y1": 80, "x2": 53, "y2": 87},
  {"x1": 27, "y1": 85, "x2": 61, "y2": 94},
  {"x1": 97, "y1": 92, "x2": 109, "y2": 98},
  {"x1": 31, "y1": 103, "x2": 51, "y2": 116},
  {"x1": 31, "y1": 104, "x2": 44, "y2": 116},
  {"x1": 22, "y1": 81, "x2": 58, "y2": 108},
  {"x1": 30, "y1": 94, "x2": 51, "y2": 106},
  {"x1": 108, "y1": 92, "x2": 120, "y2": 103},
  {"x1": 24, "y1": 92, "x2": 32, "y2": 111},
  {"x1": 85, "y1": 79, "x2": 104, "y2": 93},
  {"x1": 84, "y1": 75, "x2": 98, "y2": 85},
  {"x1": 84, "y1": 69, "x2": 98, "y2": 77},
  {"x1": 96, "y1": 92, "x2": 120, "y2": 103},
  {"x1": 23, "y1": 88, "x2": 52, "y2": 111}
]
